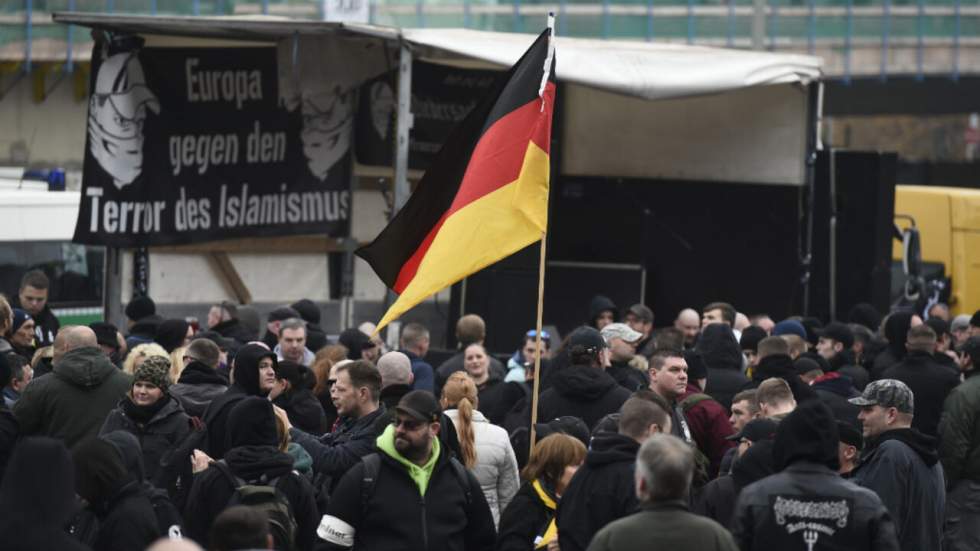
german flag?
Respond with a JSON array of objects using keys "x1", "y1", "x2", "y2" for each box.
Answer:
[{"x1": 357, "y1": 28, "x2": 556, "y2": 331}]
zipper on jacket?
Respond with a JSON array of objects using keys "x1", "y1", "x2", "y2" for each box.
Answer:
[{"x1": 420, "y1": 495, "x2": 428, "y2": 550}]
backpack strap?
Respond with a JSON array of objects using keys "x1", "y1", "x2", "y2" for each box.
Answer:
[
  {"x1": 212, "y1": 459, "x2": 246, "y2": 491},
  {"x1": 359, "y1": 454, "x2": 382, "y2": 518}
]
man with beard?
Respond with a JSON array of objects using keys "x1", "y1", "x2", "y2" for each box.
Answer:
[
  {"x1": 674, "y1": 308, "x2": 701, "y2": 349},
  {"x1": 850, "y1": 380, "x2": 945, "y2": 551},
  {"x1": 202, "y1": 343, "x2": 278, "y2": 460},
  {"x1": 276, "y1": 360, "x2": 386, "y2": 497},
  {"x1": 316, "y1": 390, "x2": 495, "y2": 550}
]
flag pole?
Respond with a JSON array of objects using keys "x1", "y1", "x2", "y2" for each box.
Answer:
[{"x1": 529, "y1": 11, "x2": 556, "y2": 453}]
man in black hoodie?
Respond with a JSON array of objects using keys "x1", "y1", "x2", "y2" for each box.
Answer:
[
  {"x1": 850, "y1": 379, "x2": 945, "y2": 551},
  {"x1": 697, "y1": 324, "x2": 748, "y2": 412},
  {"x1": 203, "y1": 344, "x2": 278, "y2": 459},
  {"x1": 185, "y1": 397, "x2": 318, "y2": 550},
  {"x1": 536, "y1": 327, "x2": 631, "y2": 430},
  {"x1": 556, "y1": 396, "x2": 671, "y2": 551},
  {"x1": 732, "y1": 400, "x2": 900, "y2": 551},
  {"x1": 588, "y1": 295, "x2": 618, "y2": 330}
]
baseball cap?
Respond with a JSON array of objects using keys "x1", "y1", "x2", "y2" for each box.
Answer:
[
  {"x1": 567, "y1": 326, "x2": 607, "y2": 353},
  {"x1": 600, "y1": 323, "x2": 643, "y2": 344},
  {"x1": 837, "y1": 421, "x2": 864, "y2": 449},
  {"x1": 726, "y1": 418, "x2": 778, "y2": 442},
  {"x1": 951, "y1": 314, "x2": 971, "y2": 333},
  {"x1": 848, "y1": 379, "x2": 914, "y2": 414},
  {"x1": 89, "y1": 321, "x2": 120, "y2": 349},
  {"x1": 818, "y1": 322, "x2": 854, "y2": 349},
  {"x1": 395, "y1": 390, "x2": 442, "y2": 423},
  {"x1": 534, "y1": 416, "x2": 590, "y2": 447},
  {"x1": 627, "y1": 304, "x2": 654, "y2": 324}
]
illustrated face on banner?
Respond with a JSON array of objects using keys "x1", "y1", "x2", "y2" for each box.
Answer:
[
  {"x1": 300, "y1": 86, "x2": 353, "y2": 181},
  {"x1": 88, "y1": 52, "x2": 160, "y2": 189},
  {"x1": 369, "y1": 81, "x2": 395, "y2": 140}
]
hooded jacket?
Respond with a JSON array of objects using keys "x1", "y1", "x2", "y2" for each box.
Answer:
[
  {"x1": 536, "y1": 364, "x2": 631, "y2": 430},
  {"x1": 0, "y1": 437, "x2": 90, "y2": 551},
  {"x1": 745, "y1": 353, "x2": 817, "y2": 403},
  {"x1": 202, "y1": 343, "x2": 275, "y2": 459},
  {"x1": 733, "y1": 401, "x2": 900, "y2": 551},
  {"x1": 852, "y1": 428, "x2": 945, "y2": 551},
  {"x1": 185, "y1": 397, "x2": 318, "y2": 550},
  {"x1": 697, "y1": 324, "x2": 749, "y2": 411},
  {"x1": 317, "y1": 424, "x2": 495, "y2": 551},
  {"x1": 101, "y1": 430, "x2": 184, "y2": 536},
  {"x1": 555, "y1": 433, "x2": 640, "y2": 551},
  {"x1": 588, "y1": 295, "x2": 618, "y2": 328},
  {"x1": 811, "y1": 371, "x2": 861, "y2": 428},
  {"x1": 882, "y1": 350, "x2": 961, "y2": 438},
  {"x1": 14, "y1": 346, "x2": 133, "y2": 448},
  {"x1": 169, "y1": 360, "x2": 229, "y2": 417},
  {"x1": 870, "y1": 312, "x2": 916, "y2": 379},
  {"x1": 100, "y1": 394, "x2": 191, "y2": 483},
  {"x1": 938, "y1": 371, "x2": 980, "y2": 486},
  {"x1": 828, "y1": 349, "x2": 870, "y2": 391}
]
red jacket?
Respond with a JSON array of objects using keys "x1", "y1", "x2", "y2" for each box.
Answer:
[{"x1": 679, "y1": 384, "x2": 736, "y2": 478}]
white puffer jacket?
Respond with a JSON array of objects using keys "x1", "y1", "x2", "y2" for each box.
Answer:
[{"x1": 444, "y1": 408, "x2": 520, "y2": 527}]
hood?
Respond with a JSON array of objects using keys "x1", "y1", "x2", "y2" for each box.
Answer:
[
  {"x1": 72, "y1": 438, "x2": 131, "y2": 507},
  {"x1": 228, "y1": 396, "x2": 279, "y2": 448},
  {"x1": 696, "y1": 324, "x2": 742, "y2": 371},
  {"x1": 754, "y1": 353, "x2": 795, "y2": 380},
  {"x1": 884, "y1": 312, "x2": 915, "y2": 360},
  {"x1": 100, "y1": 430, "x2": 146, "y2": 483},
  {"x1": 154, "y1": 319, "x2": 190, "y2": 353},
  {"x1": 129, "y1": 314, "x2": 163, "y2": 338},
  {"x1": 0, "y1": 437, "x2": 77, "y2": 527},
  {"x1": 732, "y1": 439, "x2": 776, "y2": 490},
  {"x1": 177, "y1": 361, "x2": 229, "y2": 386},
  {"x1": 588, "y1": 295, "x2": 618, "y2": 325},
  {"x1": 376, "y1": 424, "x2": 442, "y2": 496},
  {"x1": 225, "y1": 445, "x2": 295, "y2": 482},
  {"x1": 54, "y1": 346, "x2": 121, "y2": 388},
  {"x1": 585, "y1": 432, "x2": 639, "y2": 467},
  {"x1": 871, "y1": 427, "x2": 939, "y2": 467},
  {"x1": 232, "y1": 343, "x2": 277, "y2": 396},
  {"x1": 339, "y1": 328, "x2": 371, "y2": 360},
  {"x1": 773, "y1": 399, "x2": 840, "y2": 471},
  {"x1": 811, "y1": 372, "x2": 858, "y2": 397},
  {"x1": 552, "y1": 364, "x2": 619, "y2": 400}
]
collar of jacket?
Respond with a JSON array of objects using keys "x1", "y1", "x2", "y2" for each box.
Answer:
[
  {"x1": 639, "y1": 499, "x2": 690, "y2": 512},
  {"x1": 376, "y1": 423, "x2": 442, "y2": 496}
]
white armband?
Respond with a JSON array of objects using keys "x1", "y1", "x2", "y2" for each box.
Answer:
[{"x1": 317, "y1": 514, "x2": 355, "y2": 548}]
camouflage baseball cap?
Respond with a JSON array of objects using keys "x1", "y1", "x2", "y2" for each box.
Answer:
[{"x1": 848, "y1": 379, "x2": 914, "y2": 414}]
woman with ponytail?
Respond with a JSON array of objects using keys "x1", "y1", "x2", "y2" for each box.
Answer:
[{"x1": 442, "y1": 371, "x2": 520, "y2": 527}]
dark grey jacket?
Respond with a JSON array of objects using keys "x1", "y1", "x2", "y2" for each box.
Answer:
[
  {"x1": 733, "y1": 462, "x2": 900, "y2": 551},
  {"x1": 14, "y1": 346, "x2": 132, "y2": 448},
  {"x1": 851, "y1": 429, "x2": 945, "y2": 551},
  {"x1": 589, "y1": 501, "x2": 737, "y2": 551},
  {"x1": 939, "y1": 371, "x2": 980, "y2": 486}
]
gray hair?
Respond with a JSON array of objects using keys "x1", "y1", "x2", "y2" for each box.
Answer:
[
  {"x1": 377, "y1": 351, "x2": 413, "y2": 388},
  {"x1": 635, "y1": 434, "x2": 694, "y2": 503},
  {"x1": 279, "y1": 318, "x2": 307, "y2": 334}
]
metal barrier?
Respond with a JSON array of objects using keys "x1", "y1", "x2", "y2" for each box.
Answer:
[{"x1": 0, "y1": 0, "x2": 977, "y2": 84}]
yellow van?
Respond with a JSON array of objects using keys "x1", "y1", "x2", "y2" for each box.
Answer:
[{"x1": 893, "y1": 185, "x2": 980, "y2": 316}]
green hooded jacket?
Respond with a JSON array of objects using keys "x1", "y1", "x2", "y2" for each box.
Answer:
[{"x1": 376, "y1": 423, "x2": 441, "y2": 495}]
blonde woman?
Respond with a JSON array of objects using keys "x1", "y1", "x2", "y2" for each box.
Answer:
[
  {"x1": 441, "y1": 371, "x2": 520, "y2": 528},
  {"x1": 122, "y1": 342, "x2": 169, "y2": 375}
]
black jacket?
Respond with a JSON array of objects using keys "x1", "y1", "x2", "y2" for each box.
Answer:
[
  {"x1": 99, "y1": 395, "x2": 191, "y2": 484},
  {"x1": 496, "y1": 481, "x2": 555, "y2": 551},
  {"x1": 0, "y1": 403, "x2": 18, "y2": 480},
  {"x1": 882, "y1": 351, "x2": 960, "y2": 438},
  {"x1": 732, "y1": 462, "x2": 900, "y2": 551},
  {"x1": 555, "y1": 433, "x2": 639, "y2": 551},
  {"x1": 210, "y1": 318, "x2": 256, "y2": 347},
  {"x1": 828, "y1": 350, "x2": 870, "y2": 391},
  {"x1": 169, "y1": 361, "x2": 229, "y2": 418},
  {"x1": 811, "y1": 372, "x2": 861, "y2": 428},
  {"x1": 697, "y1": 324, "x2": 748, "y2": 412},
  {"x1": 536, "y1": 365, "x2": 631, "y2": 430},
  {"x1": 319, "y1": 433, "x2": 496, "y2": 551},
  {"x1": 745, "y1": 354, "x2": 817, "y2": 403},
  {"x1": 276, "y1": 388, "x2": 328, "y2": 436},
  {"x1": 184, "y1": 445, "x2": 319, "y2": 550},
  {"x1": 126, "y1": 315, "x2": 163, "y2": 350},
  {"x1": 693, "y1": 439, "x2": 775, "y2": 529},
  {"x1": 435, "y1": 352, "x2": 507, "y2": 397},
  {"x1": 378, "y1": 385, "x2": 463, "y2": 463},
  {"x1": 478, "y1": 377, "x2": 527, "y2": 426},
  {"x1": 202, "y1": 344, "x2": 274, "y2": 459},
  {"x1": 91, "y1": 481, "x2": 162, "y2": 551},
  {"x1": 606, "y1": 361, "x2": 649, "y2": 392},
  {"x1": 290, "y1": 406, "x2": 387, "y2": 494},
  {"x1": 939, "y1": 370, "x2": 980, "y2": 486}
]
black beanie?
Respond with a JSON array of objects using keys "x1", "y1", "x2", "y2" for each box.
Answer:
[
  {"x1": 339, "y1": 328, "x2": 371, "y2": 361},
  {"x1": 773, "y1": 399, "x2": 840, "y2": 472},
  {"x1": 227, "y1": 397, "x2": 279, "y2": 448},
  {"x1": 233, "y1": 344, "x2": 277, "y2": 396},
  {"x1": 290, "y1": 299, "x2": 321, "y2": 325},
  {"x1": 740, "y1": 325, "x2": 767, "y2": 352},
  {"x1": 125, "y1": 295, "x2": 156, "y2": 321}
]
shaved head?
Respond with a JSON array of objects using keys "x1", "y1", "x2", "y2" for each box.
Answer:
[
  {"x1": 677, "y1": 308, "x2": 699, "y2": 324},
  {"x1": 53, "y1": 326, "x2": 98, "y2": 363}
]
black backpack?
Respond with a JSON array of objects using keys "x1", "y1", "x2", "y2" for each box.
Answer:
[
  {"x1": 214, "y1": 461, "x2": 299, "y2": 551},
  {"x1": 359, "y1": 453, "x2": 472, "y2": 516}
]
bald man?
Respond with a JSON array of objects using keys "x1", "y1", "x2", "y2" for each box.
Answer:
[
  {"x1": 14, "y1": 325, "x2": 133, "y2": 447},
  {"x1": 675, "y1": 308, "x2": 701, "y2": 349}
]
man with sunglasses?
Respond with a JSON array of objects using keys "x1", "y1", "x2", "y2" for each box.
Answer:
[{"x1": 316, "y1": 390, "x2": 495, "y2": 550}]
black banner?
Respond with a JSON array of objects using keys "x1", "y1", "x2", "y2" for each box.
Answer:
[
  {"x1": 355, "y1": 61, "x2": 499, "y2": 171},
  {"x1": 75, "y1": 44, "x2": 353, "y2": 246}
]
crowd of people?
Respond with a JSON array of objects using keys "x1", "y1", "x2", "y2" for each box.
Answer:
[{"x1": 0, "y1": 268, "x2": 979, "y2": 551}]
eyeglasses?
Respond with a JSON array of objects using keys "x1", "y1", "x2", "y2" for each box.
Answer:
[{"x1": 392, "y1": 418, "x2": 425, "y2": 431}]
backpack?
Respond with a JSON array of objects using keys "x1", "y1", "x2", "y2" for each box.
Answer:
[
  {"x1": 359, "y1": 453, "x2": 472, "y2": 517},
  {"x1": 214, "y1": 460, "x2": 299, "y2": 551}
]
